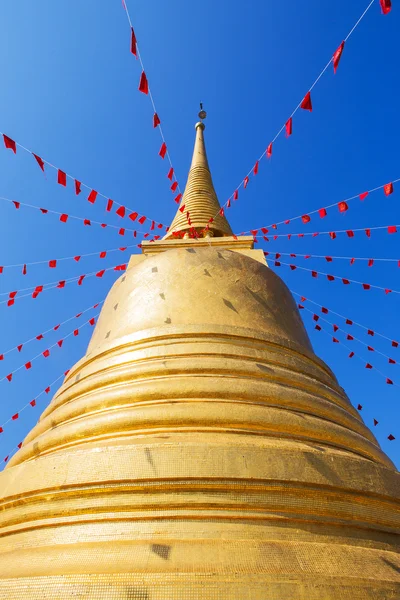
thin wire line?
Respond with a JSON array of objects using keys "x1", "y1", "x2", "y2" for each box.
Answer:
[
  {"x1": 275, "y1": 260, "x2": 399, "y2": 294},
  {"x1": 256, "y1": 222, "x2": 399, "y2": 239},
  {"x1": 266, "y1": 251, "x2": 400, "y2": 263},
  {"x1": 122, "y1": 1, "x2": 181, "y2": 196},
  {"x1": 0, "y1": 299, "x2": 104, "y2": 359},
  {"x1": 0, "y1": 311, "x2": 100, "y2": 384},
  {"x1": 291, "y1": 290, "x2": 399, "y2": 346},
  {"x1": 239, "y1": 175, "x2": 400, "y2": 234},
  {"x1": 216, "y1": 0, "x2": 376, "y2": 219}
]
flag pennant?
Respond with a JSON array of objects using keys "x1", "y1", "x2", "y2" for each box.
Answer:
[
  {"x1": 30, "y1": 399, "x2": 36, "y2": 407},
  {"x1": 43, "y1": 349, "x2": 50, "y2": 358},
  {"x1": 57, "y1": 340, "x2": 63, "y2": 348},
  {"x1": 49, "y1": 260, "x2": 57, "y2": 268},
  {"x1": 319, "y1": 208, "x2": 327, "y2": 218},
  {"x1": 78, "y1": 275, "x2": 85, "y2": 286},
  {"x1": 153, "y1": 113, "x2": 161, "y2": 128},
  {"x1": 244, "y1": 176, "x2": 249, "y2": 189},
  {"x1": 388, "y1": 434, "x2": 395, "y2": 440},
  {"x1": 338, "y1": 201, "x2": 348, "y2": 213},
  {"x1": 253, "y1": 161, "x2": 259, "y2": 175},
  {"x1": 174, "y1": 193, "x2": 182, "y2": 204},
  {"x1": 380, "y1": 0, "x2": 392, "y2": 15},
  {"x1": 384, "y1": 182, "x2": 393, "y2": 196},
  {"x1": 138, "y1": 71, "x2": 149, "y2": 94},
  {"x1": 138, "y1": 215, "x2": 146, "y2": 225},
  {"x1": 359, "y1": 191, "x2": 368, "y2": 201},
  {"x1": 75, "y1": 180, "x2": 82, "y2": 195},
  {"x1": 388, "y1": 225, "x2": 397, "y2": 234},
  {"x1": 159, "y1": 142, "x2": 167, "y2": 159},
  {"x1": 59, "y1": 213, "x2": 68, "y2": 223},
  {"x1": 57, "y1": 281, "x2": 65, "y2": 288},
  {"x1": 116, "y1": 206, "x2": 126, "y2": 218},
  {"x1": 87, "y1": 189, "x2": 97, "y2": 204},
  {"x1": 33, "y1": 153, "x2": 45, "y2": 172},
  {"x1": 285, "y1": 117, "x2": 293, "y2": 137},
  {"x1": 22, "y1": 264, "x2": 27, "y2": 275},
  {"x1": 12, "y1": 201, "x2": 20, "y2": 210},
  {"x1": 3, "y1": 135, "x2": 16, "y2": 153},
  {"x1": 300, "y1": 91, "x2": 312, "y2": 112},
  {"x1": 106, "y1": 199, "x2": 113, "y2": 212},
  {"x1": 368, "y1": 259, "x2": 374, "y2": 267},
  {"x1": 301, "y1": 215, "x2": 311, "y2": 224},
  {"x1": 167, "y1": 167, "x2": 174, "y2": 180},
  {"x1": 57, "y1": 170, "x2": 67, "y2": 186},
  {"x1": 333, "y1": 41, "x2": 345, "y2": 73},
  {"x1": 100, "y1": 251, "x2": 107, "y2": 259},
  {"x1": 234, "y1": 190, "x2": 239, "y2": 200},
  {"x1": 12, "y1": 413, "x2": 19, "y2": 421},
  {"x1": 170, "y1": 181, "x2": 178, "y2": 192},
  {"x1": 130, "y1": 27, "x2": 137, "y2": 56},
  {"x1": 267, "y1": 142, "x2": 273, "y2": 158}
]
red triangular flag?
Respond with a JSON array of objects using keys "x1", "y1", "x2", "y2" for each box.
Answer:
[
  {"x1": 384, "y1": 182, "x2": 393, "y2": 196},
  {"x1": 300, "y1": 91, "x2": 312, "y2": 112},
  {"x1": 100, "y1": 251, "x2": 107, "y2": 258},
  {"x1": 359, "y1": 191, "x2": 368, "y2": 201},
  {"x1": 33, "y1": 153, "x2": 45, "y2": 172},
  {"x1": 43, "y1": 349, "x2": 50, "y2": 358},
  {"x1": 3, "y1": 135, "x2": 16, "y2": 153},
  {"x1": 153, "y1": 113, "x2": 161, "y2": 128},
  {"x1": 130, "y1": 27, "x2": 137, "y2": 56},
  {"x1": 243, "y1": 176, "x2": 249, "y2": 189},
  {"x1": 12, "y1": 413, "x2": 19, "y2": 420},
  {"x1": 159, "y1": 142, "x2": 167, "y2": 159},
  {"x1": 57, "y1": 170, "x2": 67, "y2": 186},
  {"x1": 267, "y1": 142, "x2": 273, "y2": 158},
  {"x1": 116, "y1": 206, "x2": 126, "y2": 218},
  {"x1": 138, "y1": 71, "x2": 149, "y2": 94},
  {"x1": 380, "y1": 0, "x2": 392, "y2": 15},
  {"x1": 167, "y1": 167, "x2": 174, "y2": 180},
  {"x1": 106, "y1": 199, "x2": 113, "y2": 212},
  {"x1": 75, "y1": 180, "x2": 81, "y2": 195},
  {"x1": 285, "y1": 117, "x2": 292, "y2": 137},
  {"x1": 25, "y1": 362, "x2": 32, "y2": 370},
  {"x1": 30, "y1": 399, "x2": 36, "y2": 407},
  {"x1": 319, "y1": 208, "x2": 327, "y2": 218},
  {"x1": 301, "y1": 215, "x2": 310, "y2": 224},
  {"x1": 88, "y1": 189, "x2": 97, "y2": 204},
  {"x1": 253, "y1": 161, "x2": 259, "y2": 175},
  {"x1": 338, "y1": 201, "x2": 348, "y2": 213},
  {"x1": 333, "y1": 41, "x2": 345, "y2": 73},
  {"x1": 138, "y1": 215, "x2": 146, "y2": 225},
  {"x1": 22, "y1": 264, "x2": 27, "y2": 275}
]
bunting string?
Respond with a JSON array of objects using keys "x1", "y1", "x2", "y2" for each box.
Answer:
[
  {"x1": 273, "y1": 260, "x2": 398, "y2": 295},
  {"x1": 1, "y1": 261, "x2": 127, "y2": 307},
  {"x1": 0, "y1": 195, "x2": 164, "y2": 240},
  {"x1": 0, "y1": 245, "x2": 134, "y2": 274},
  {"x1": 214, "y1": 0, "x2": 383, "y2": 219},
  {"x1": 1, "y1": 311, "x2": 99, "y2": 385},
  {"x1": 265, "y1": 251, "x2": 400, "y2": 266},
  {"x1": 238, "y1": 175, "x2": 399, "y2": 235},
  {"x1": 291, "y1": 291, "x2": 399, "y2": 350},
  {"x1": 255, "y1": 222, "x2": 399, "y2": 242},
  {"x1": 121, "y1": 0, "x2": 182, "y2": 201},
  {"x1": 1, "y1": 369, "x2": 70, "y2": 464},
  {"x1": 0, "y1": 130, "x2": 166, "y2": 226},
  {"x1": 298, "y1": 299, "x2": 398, "y2": 391},
  {"x1": 0, "y1": 300, "x2": 104, "y2": 362},
  {"x1": 299, "y1": 305, "x2": 396, "y2": 439}
]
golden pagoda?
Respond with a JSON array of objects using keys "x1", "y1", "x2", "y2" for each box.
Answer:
[{"x1": 0, "y1": 119, "x2": 399, "y2": 600}]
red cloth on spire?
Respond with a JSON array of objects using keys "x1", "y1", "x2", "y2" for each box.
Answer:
[
  {"x1": 333, "y1": 41, "x2": 345, "y2": 73},
  {"x1": 300, "y1": 91, "x2": 312, "y2": 112},
  {"x1": 138, "y1": 71, "x2": 149, "y2": 94}
]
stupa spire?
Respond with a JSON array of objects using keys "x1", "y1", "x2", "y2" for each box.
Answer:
[{"x1": 165, "y1": 114, "x2": 233, "y2": 238}]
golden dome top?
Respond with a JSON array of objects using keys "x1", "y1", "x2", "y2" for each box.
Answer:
[{"x1": 165, "y1": 121, "x2": 233, "y2": 239}]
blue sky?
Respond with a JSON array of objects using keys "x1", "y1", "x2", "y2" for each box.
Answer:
[{"x1": 0, "y1": 0, "x2": 398, "y2": 468}]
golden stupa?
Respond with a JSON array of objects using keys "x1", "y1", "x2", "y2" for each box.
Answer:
[{"x1": 0, "y1": 120, "x2": 399, "y2": 600}]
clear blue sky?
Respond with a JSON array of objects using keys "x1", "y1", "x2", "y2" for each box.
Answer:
[{"x1": 0, "y1": 0, "x2": 398, "y2": 468}]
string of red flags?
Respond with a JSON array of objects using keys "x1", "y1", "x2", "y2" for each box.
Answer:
[
  {"x1": 238, "y1": 174, "x2": 400, "y2": 236},
  {"x1": 207, "y1": 0, "x2": 383, "y2": 223},
  {"x1": 0, "y1": 310, "x2": 100, "y2": 385},
  {"x1": 1, "y1": 370, "x2": 69, "y2": 465},
  {"x1": 0, "y1": 300, "x2": 103, "y2": 363},
  {"x1": 0, "y1": 262, "x2": 128, "y2": 308},
  {"x1": 299, "y1": 307, "x2": 395, "y2": 439},
  {"x1": 264, "y1": 251, "x2": 400, "y2": 268},
  {"x1": 0, "y1": 195, "x2": 166, "y2": 240},
  {"x1": 0, "y1": 131, "x2": 166, "y2": 225},
  {"x1": 291, "y1": 291, "x2": 399, "y2": 352},
  {"x1": 254, "y1": 222, "x2": 400, "y2": 243},
  {"x1": 273, "y1": 260, "x2": 399, "y2": 296},
  {"x1": 0, "y1": 244, "x2": 135, "y2": 275},
  {"x1": 121, "y1": 0, "x2": 181, "y2": 203},
  {"x1": 299, "y1": 302, "x2": 398, "y2": 393},
  {"x1": 294, "y1": 295, "x2": 398, "y2": 369}
]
